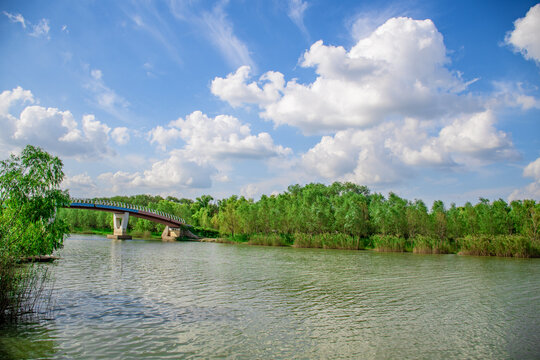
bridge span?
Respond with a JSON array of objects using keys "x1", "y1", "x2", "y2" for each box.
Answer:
[{"x1": 68, "y1": 199, "x2": 196, "y2": 241}]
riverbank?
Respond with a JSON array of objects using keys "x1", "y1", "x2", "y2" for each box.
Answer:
[
  {"x1": 70, "y1": 228, "x2": 540, "y2": 258},
  {"x1": 69, "y1": 228, "x2": 163, "y2": 240},
  {"x1": 200, "y1": 233, "x2": 540, "y2": 258}
]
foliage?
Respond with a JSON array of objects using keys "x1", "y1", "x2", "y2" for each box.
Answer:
[
  {"x1": 0, "y1": 145, "x2": 70, "y2": 258},
  {"x1": 0, "y1": 145, "x2": 69, "y2": 322},
  {"x1": 58, "y1": 181, "x2": 540, "y2": 257}
]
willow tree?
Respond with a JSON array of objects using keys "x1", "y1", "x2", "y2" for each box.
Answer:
[{"x1": 0, "y1": 145, "x2": 70, "y2": 321}]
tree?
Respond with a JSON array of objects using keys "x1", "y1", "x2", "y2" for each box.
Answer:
[
  {"x1": 0, "y1": 145, "x2": 70, "y2": 322},
  {"x1": 0, "y1": 145, "x2": 70, "y2": 258}
]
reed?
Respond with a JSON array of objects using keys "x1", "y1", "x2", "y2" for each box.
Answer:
[
  {"x1": 412, "y1": 235, "x2": 454, "y2": 254},
  {"x1": 371, "y1": 235, "x2": 408, "y2": 252},
  {"x1": 248, "y1": 234, "x2": 291, "y2": 246},
  {"x1": 0, "y1": 258, "x2": 52, "y2": 323},
  {"x1": 293, "y1": 233, "x2": 364, "y2": 250},
  {"x1": 457, "y1": 235, "x2": 540, "y2": 258}
]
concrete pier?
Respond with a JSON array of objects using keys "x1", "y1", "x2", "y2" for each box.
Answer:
[{"x1": 107, "y1": 212, "x2": 132, "y2": 240}]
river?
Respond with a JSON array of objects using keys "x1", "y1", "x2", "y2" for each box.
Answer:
[{"x1": 1, "y1": 235, "x2": 539, "y2": 359}]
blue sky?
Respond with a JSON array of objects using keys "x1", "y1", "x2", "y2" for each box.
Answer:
[{"x1": 1, "y1": 0, "x2": 539, "y2": 205}]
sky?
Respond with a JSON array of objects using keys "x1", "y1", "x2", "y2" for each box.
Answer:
[{"x1": 1, "y1": 0, "x2": 539, "y2": 206}]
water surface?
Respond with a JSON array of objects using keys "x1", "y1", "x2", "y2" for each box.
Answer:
[{"x1": 1, "y1": 235, "x2": 539, "y2": 359}]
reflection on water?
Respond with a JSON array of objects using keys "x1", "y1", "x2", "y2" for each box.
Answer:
[{"x1": 1, "y1": 234, "x2": 539, "y2": 359}]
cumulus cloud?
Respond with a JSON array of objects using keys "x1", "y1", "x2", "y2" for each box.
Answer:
[
  {"x1": 509, "y1": 157, "x2": 540, "y2": 201},
  {"x1": 211, "y1": 66, "x2": 284, "y2": 107},
  {"x1": 0, "y1": 87, "x2": 114, "y2": 159},
  {"x1": 437, "y1": 111, "x2": 519, "y2": 162},
  {"x1": 142, "y1": 110, "x2": 292, "y2": 192},
  {"x1": 505, "y1": 3, "x2": 540, "y2": 64},
  {"x1": 149, "y1": 110, "x2": 291, "y2": 161},
  {"x1": 492, "y1": 81, "x2": 540, "y2": 110},
  {"x1": 148, "y1": 125, "x2": 183, "y2": 151},
  {"x1": 212, "y1": 17, "x2": 480, "y2": 134},
  {"x1": 98, "y1": 149, "x2": 215, "y2": 192},
  {"x1": 302, "y1": 110, "x2": 518, "y2": 185},
  {"x1": 62, "y1": 173, "x2": 97, "y2": 195},
  {"x1": 111, "y1": 127, "x2": 130, "y2": 145},
  {"x1": 210, "y1": 16, "x2": 520, "y2": 186}
]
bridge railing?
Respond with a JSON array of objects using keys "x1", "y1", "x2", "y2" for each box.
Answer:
[{"x1": 70, "y1": 198, "x2": 186, "y2": 224}]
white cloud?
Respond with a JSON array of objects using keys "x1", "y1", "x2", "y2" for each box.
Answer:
[
  {"x1": 288, "y1": 0, "x2": 309, "y2": 39},
  {"x1": 505, "y1": 3, "x2": 540, "y2": 64},
  {"x1": 438, "y1": 110, "x2": 519, "y2": 162},
  {"x1": 98, "y1": 149, "x2": 215, "y2": 192},
  {"x1": 0, "y1": 87, "x2": 114, "y2": 159},
  {"x1": 209, "y1": 15, "x2": 521, "y2": 188},
  {"x1": 211, "y1": 66, "x2": 284, "y2": 107},
  {"x1": 148, "y1": 125, "x2": 183, "y2": 151},
  {"x1": 168, "y1": 0, "x2": 255, "y2": 69},
  {"x1": 524, "y1": 157, "x2": 540, "y2": 180},
  {"x1": 85, "y1": 68, "x2": 129, "y2": 117},
  {"x1": 212, "y1": 17, "x2": 481, "y2": 134},
  {"x1": 201, "y1": 4, "x2": 255, "y2": 69},
  {"x1": 509, "y1": 157, "x2": 540, "y2": 201},
  {"x1": 62, "y1": 172, "x2": 97, "y2": 194},
  {"x1": 128, "y1": 8, "x2": 183, "y2": 66},
  {"x1": 111, "y1": 127, "x2": 130, "y2": 145},
  {"x1": 149, "y1": 110, "x2": 291, "y2": 161},
  {"x1": 29, "y1": 18, "x2": 50, "y2": 38},
  {"x1": 302, "y1": 111, "x2": 518, "y2": 185},
  {"x1": 3, "y1": 11, "x2": 26, "y2": 28},
  {"x1": 492, "y1": 81, "x2": 540, "y2": 110},
  {"x1": 142, "y1": 110, "x2": 291, "y2": 192},
  {"x1": 3, "y1": 11, "x2": 50, "y2": 39},
  {"x1": 0, "y1": 86, "x2": 33, "y2": 114}
]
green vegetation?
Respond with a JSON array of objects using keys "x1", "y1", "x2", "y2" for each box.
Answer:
[
  {"x1": 0, "y1": 146, "x2": 70, "y2": 322},
  {"x1": 60, "y1": 182, "x2": 540, "y2": 258}
]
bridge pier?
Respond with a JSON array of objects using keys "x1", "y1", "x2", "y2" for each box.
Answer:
[
  {"x1": 107, "y1": 212, "x2": 132, "y2": 240},
  {"x1": 161, "y1": 226, "x2": 182, "y2": 241}
]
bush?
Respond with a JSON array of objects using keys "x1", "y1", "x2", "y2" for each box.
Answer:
[{"x1": 191, "y1": 226, "x2": 220, "y2": 238}]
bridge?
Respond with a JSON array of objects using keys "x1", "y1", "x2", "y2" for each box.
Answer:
[{"x1": 69, "y1": 199, "x2": 197, "y2": 241}]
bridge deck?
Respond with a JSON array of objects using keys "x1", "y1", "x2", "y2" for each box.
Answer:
[{"x1": 69, "y1": 200, "x2": 187, "y2": 228}]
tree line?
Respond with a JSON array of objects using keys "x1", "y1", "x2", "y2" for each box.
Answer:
[{"x1": 59, "y1": 182, "x2": 540, "y2": 257}]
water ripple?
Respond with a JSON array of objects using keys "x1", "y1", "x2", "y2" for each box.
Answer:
[{"x1": 1, "y1": 235, "x2": 539, "y2": 359}]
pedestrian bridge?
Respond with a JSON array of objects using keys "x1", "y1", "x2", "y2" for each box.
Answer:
[{"x1": 69, "y1": 199, "x2": 196, "y2": 241}]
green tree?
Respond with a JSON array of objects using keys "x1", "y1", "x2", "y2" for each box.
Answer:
[
  {"x1": 0, "y1": 145, "x2": 70, "y2": 322},
  {"x1": 0, "y1": 145, "x2": 70, "y2": 258}
]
